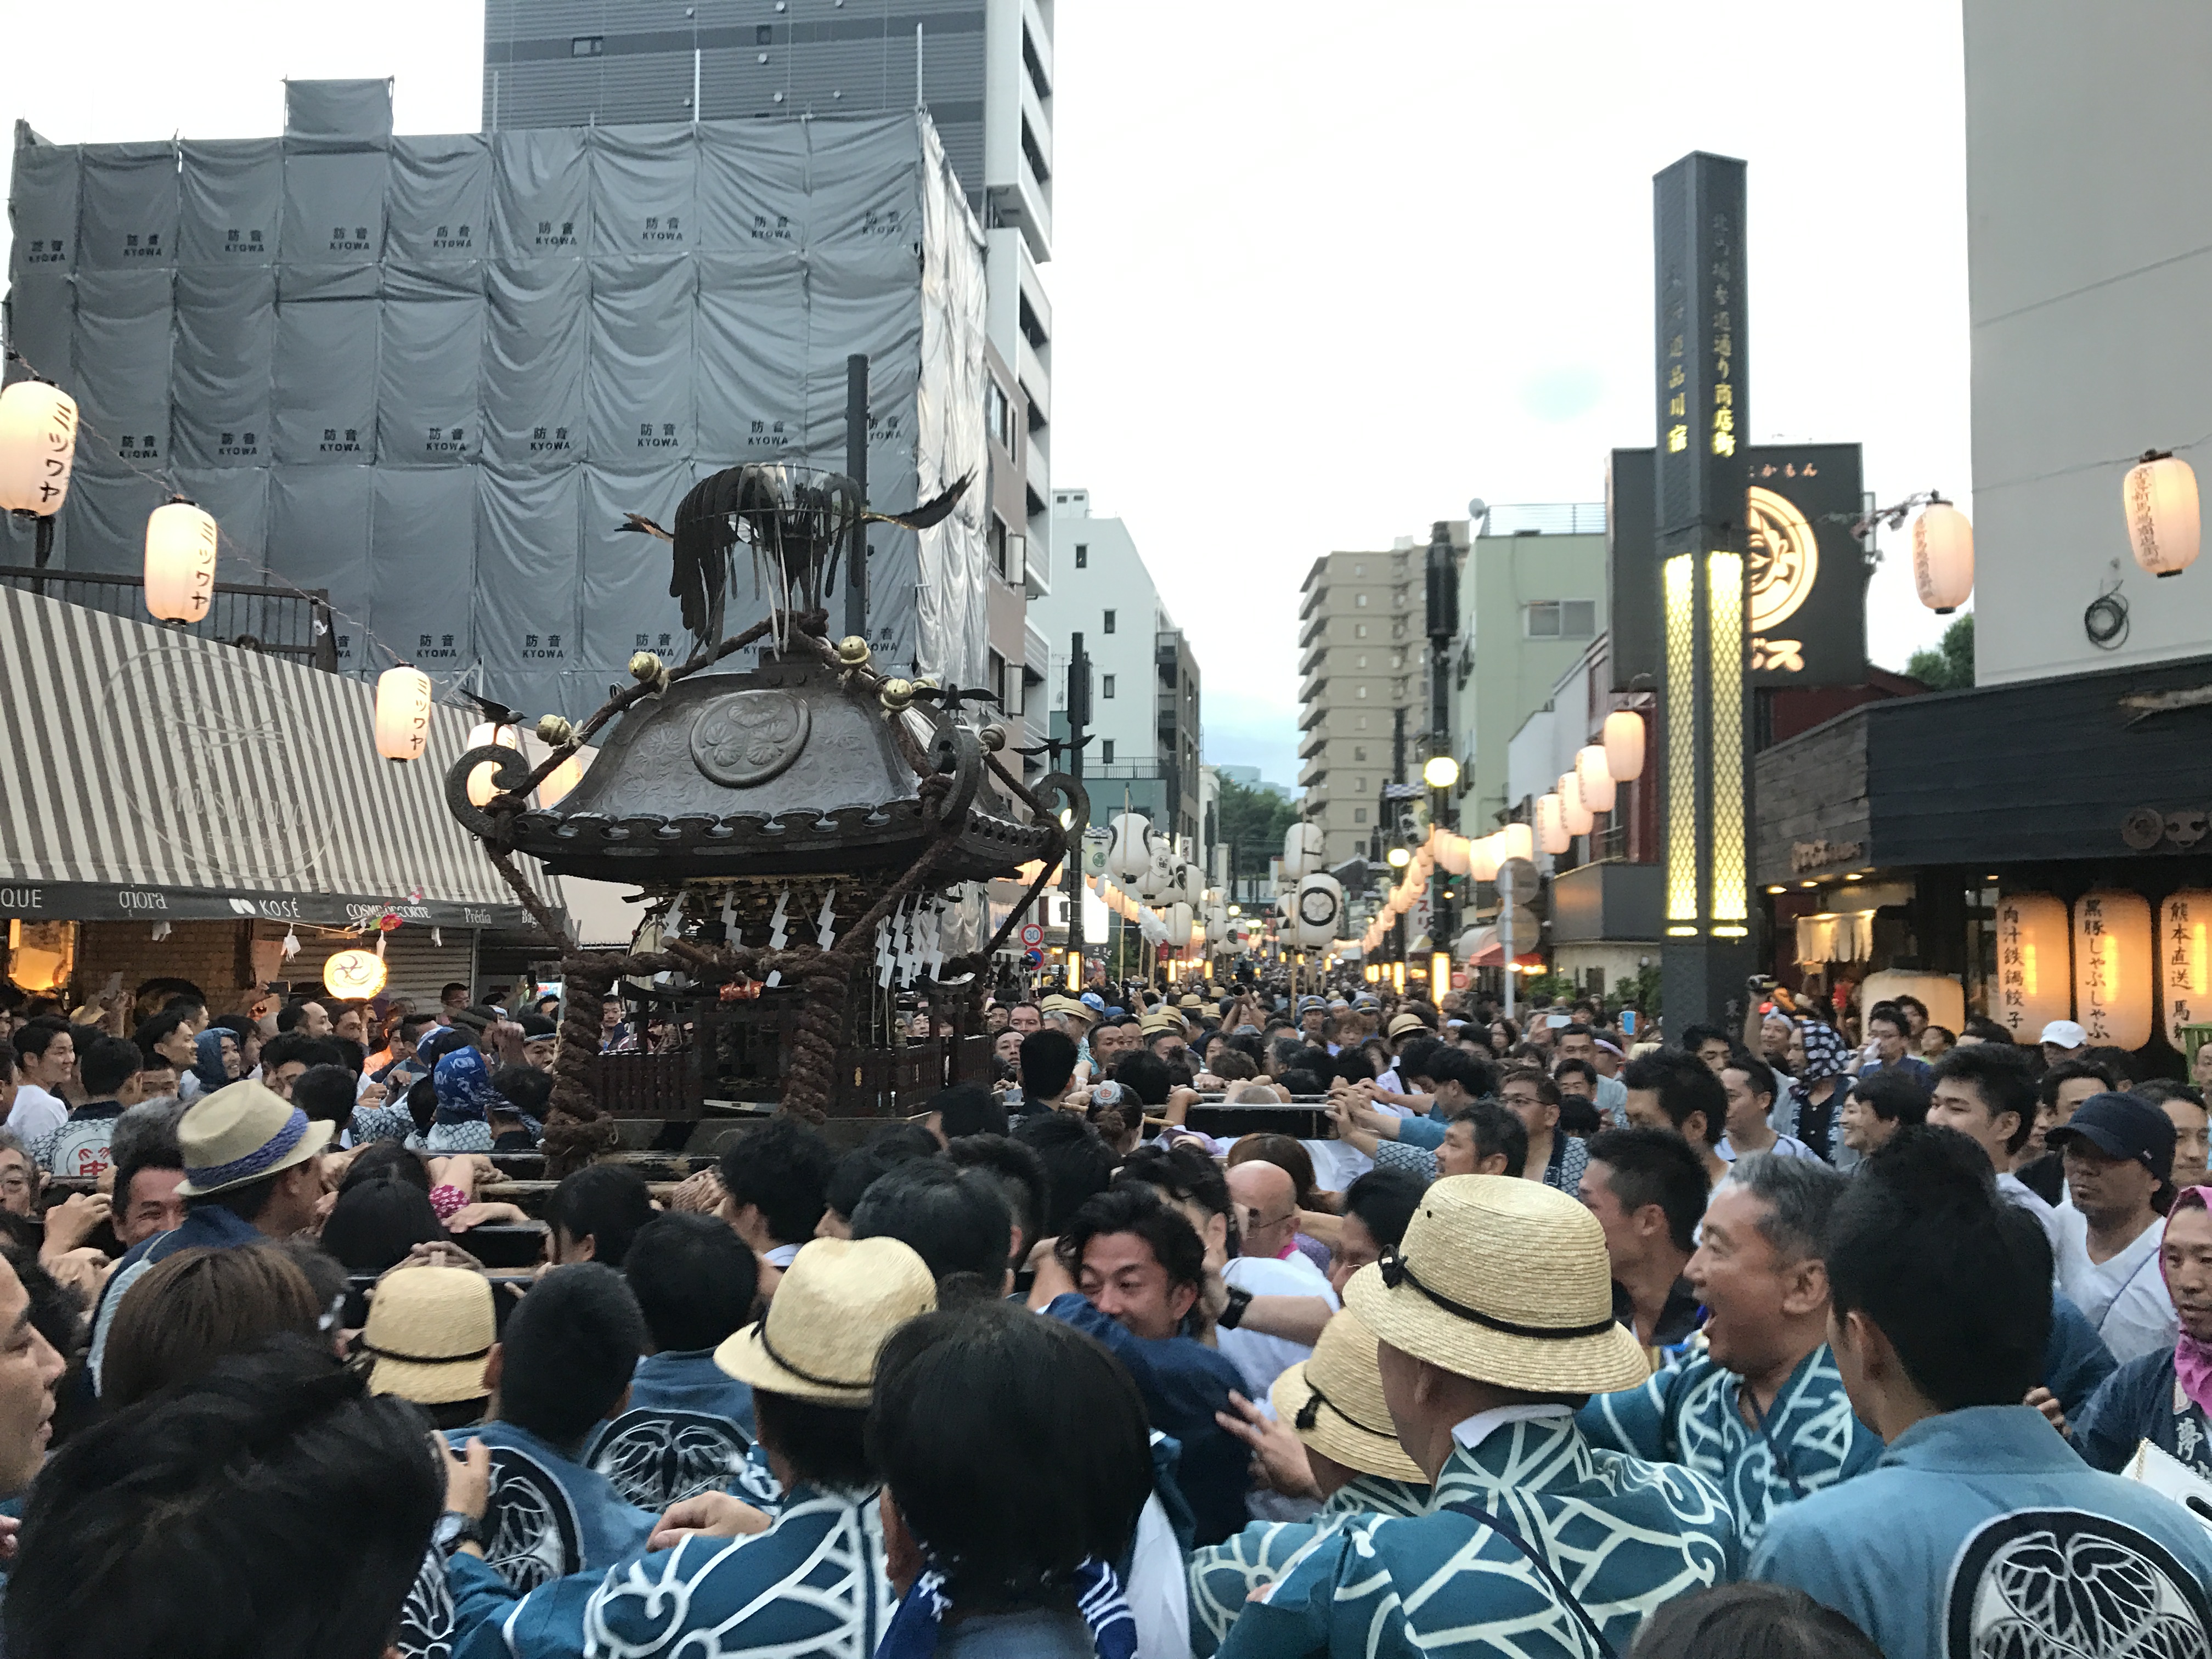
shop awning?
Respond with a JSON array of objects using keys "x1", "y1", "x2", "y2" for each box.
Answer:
[
  {"x1": 1464, "y1": 928, "x2": 1543, "y2": 969},
  {"x1": 0, "y1": 584, "x2": 555, "y2": 929}
]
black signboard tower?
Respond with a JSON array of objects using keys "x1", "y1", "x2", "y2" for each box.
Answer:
[{"x1": 1653, "y1": 152, "x2": 1756, "y2": 1025}]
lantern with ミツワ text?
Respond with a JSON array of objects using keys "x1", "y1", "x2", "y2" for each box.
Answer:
[
  {"x1": 1536, "y1": 793, "x2": 1569, "y2": 856},
  {"x1": 143, "y1": 500, "x2": 220, "y2": 624},
  {"x1": 1995, "y1": 892, "x2": 2071, "y2": 1043},
  {"x1": 1911, "y1": 500, "x2": 1974, "y2": 613},
  {"x1": 0, "y1": 381, "x2": 78, "y2": 517},
  {"x1": 1576, "y1": 744, "x2": 1616, "y2": 812},
  {"x1": 2162, "y1": 890, "x2": 2212, "y2": 1047},
  {"x1": 1559, "y1": 774, "x2": 1594, "y2": 836},
  {"x1": 2073, "y1": 889, "x2": 2152, "y2": 1052},
  {"x1": 2123, "y1": 452, "x2": 2200, "y2": 579},
  {"x1": 1601, "y1": 710, "x2": 1645, "y2": 783},
  {"x1": 374, "y1": 666, "x2": 435, "y2": 762}
]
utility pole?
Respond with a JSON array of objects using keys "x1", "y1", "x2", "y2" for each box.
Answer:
[
  {"x1": 1424, "y1": 520, "x2": 1459, "y2": 977},
  {"x1": 1062, "y1": 632, "x2": 1092, "y2": 986},
  {"x1": 843, "y1": 354, "x2": 869, "y2": 643}
]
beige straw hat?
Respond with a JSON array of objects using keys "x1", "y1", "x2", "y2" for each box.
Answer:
[
  {"x1": 1344, "y1": 1174, "x2": 1649, "y2": 1396},
  {"x1": 1040, "y1": 994, "x2": 1096, "y2": 1025},
  {"x1": 716, "y1": 1236, "x2": 936, "y2": 1404},
  {"x1": 173, "y1": 1080, "x2": 335, "y2": 1197},
  {"x1": 1269, "y1": 1307, "x2": 1426, "y2": 1485},
  {"x1": 362, "y1": 1266, "x2": 496, "y2": 1405}
]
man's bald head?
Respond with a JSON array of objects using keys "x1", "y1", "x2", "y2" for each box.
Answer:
[{"x1": 1227, "y1": 1160, "x2": 1299, "y2": 1260}]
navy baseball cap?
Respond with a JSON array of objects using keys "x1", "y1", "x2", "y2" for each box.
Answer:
[{"x1": 2047, "y1": 1091, "x2": 2177, "y2": 1181}]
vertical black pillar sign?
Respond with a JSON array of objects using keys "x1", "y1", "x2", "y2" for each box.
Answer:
[{"x1": 1653, "y1": 152, "x2": 1756, "y2": 1025}]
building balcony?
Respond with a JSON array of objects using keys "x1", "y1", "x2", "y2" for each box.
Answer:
[
  {"x1": 1299, "y1": 726, "x2": 1329, "y2": 759},
  {"x1": 1298, "y1": 670, "x2": 1327, "y2": 706},
  {"x1": 1299, "y1": 610, "x2": 1330, "y2": 650},
  {"x1": 1299, "y1": 754, "x2": 1327, "y2": 789},
  {"x1": 0, "y1": 566, "x2": 337, "y2": 670},
  {"x1": 1299, "y1": 582, "x2": 1329, "y2": 622},
  {"x1": 1299, "y1": 700, "x2": 1327, "y2": 733},
  {"x1": 1299, "y1": 636, "x2": 1329, "y2": 676}
]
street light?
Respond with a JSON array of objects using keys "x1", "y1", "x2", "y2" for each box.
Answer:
[
  {"x1": 1422, "y1": 754, "x2": 1459, "y2": 791},
  {"x1": 1387, "y1": 847, "x2": 1410, "y2": 868}
]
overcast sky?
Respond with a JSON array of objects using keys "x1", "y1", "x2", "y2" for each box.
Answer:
[{"x1": 2, "y1": 1, "x2": 1972, "y2": 788}]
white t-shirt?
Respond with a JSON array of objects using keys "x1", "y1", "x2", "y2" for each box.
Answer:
[
  {"x1": 1218, "y1": 1251, "x2": 1340, "y2": 1403},
  {"x1": 2052, "y1": 1201, "x2": 2176, "y2": 1365},
  {"x1": 7, "y1": 1085, "x2": 66, "y2": 1143},
  {"x1": 1996, "y1": 1171, "x2": 2066, "y2": 1251}
]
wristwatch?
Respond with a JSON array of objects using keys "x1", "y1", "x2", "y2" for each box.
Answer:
[
  {"x1": 1220, "y1": 1284, "x2": 1254, "y2": 1329},
  {"x1": 435, "y1": 1510, "x2": 492, "y2": 1557}
]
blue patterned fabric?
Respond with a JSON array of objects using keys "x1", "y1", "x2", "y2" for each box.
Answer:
[
  {"x1": 2072, "y1": 1347, "x2": 2212, "y2": 1478},
  {"x1": 1189, "y1": 1475, "x2": 1431, "y2": 1655},
  {"x1": 1213, "y1": 1414, "x2": 1736, "y2": 1659},
  {"x1": 1578, "y1": 1344, "x2": 1881, "y2": 1551},
  {"x1": 1750, "y1": 1404, "x2": 2212, "y2": 1659},
  {"x1": 584, "y1": 1351, "x2": 779, "y2": 1514},
  {"x1": 448, "y1": 1483, "x2": 894, "y2": 1659},
  {"x1": 443, "y1": 1422, "x2": 654, "y2": 1595}
]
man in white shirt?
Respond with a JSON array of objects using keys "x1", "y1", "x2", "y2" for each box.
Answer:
[
  {"x1": 2047, "y1": 1092, "x2": 2179, "y2": 1364},
  {"x1": 1720, "y1": 1053, "x2": 1819, "y2": 1161},
  {"x1": 6, "y1": 1021, "x2": 74, "y2": 1143},
  {"x1": 1926, "y1": 1043, "x2": 2062, "y2": 1248},
  {"x1": 1220, "y1": 1160, "x2": 1338, "y2": 1401}
]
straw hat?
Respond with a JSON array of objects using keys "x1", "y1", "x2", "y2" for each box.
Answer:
[
  {"x1": 362, "y1": 1267, "x2": 496, "y2": 1405},
  {"x1": 716, "y1": 1237, "x2": 936, "y2": 1404},
  {"x1": 1387, "y1": 1013, "x2": 1431, "y2": 1040},
  {"x1": 1177, "y1": 993, "x2": 1205, "y2": 1011},
  {"x1": 1041, "y1": 994, "x2": 1096, "y2": 1025},
  {"x1": 1344, "y1": 1175, "x2": 1648, "y2": 1396},
  {"x1": 1138, "y1": 1011, "x2": 1184, "y2": 1038},
  {"x1": 1269, "y1": 1307, "x2": 1426, "y2": 1485},
  {"x1": 173, "y1": 1080, "x2": 335, "y2": 1197}
]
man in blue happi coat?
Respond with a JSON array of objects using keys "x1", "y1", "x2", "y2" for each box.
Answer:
[
  {"x1": 1751, "y1": 1126, "x2": 2212, "y2": 1659},
  {"x1": 1582, "y1": 1151, "x2": 1882, "y2": 1549},
  {"x1": 1216, "y1": 1176, "x2": 1737, "y2": 1659}
]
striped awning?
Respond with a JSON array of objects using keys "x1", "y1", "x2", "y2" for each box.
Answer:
[{"x1": 0, "y1": 584, "x2": 556, "y2": 929}]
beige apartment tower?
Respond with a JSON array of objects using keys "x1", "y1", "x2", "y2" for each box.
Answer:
[{"x1": 1296, "y1": 546, "x2": 1427, "y2": 868}]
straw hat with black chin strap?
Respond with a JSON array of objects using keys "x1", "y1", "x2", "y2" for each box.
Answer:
[
  {"x1": 1271, "y1": 1307, "x2": 1427, "y2": 1486},
  {"x1": 362, "y1": 1266, "x2": 497, "y2": 1406},
  {"x1": 1344, "y1": 1174, "x2": 1649, "y2": 1398},
  {"x1": 717, "y1": 1235, "x2": 937, "y2": 1405}
]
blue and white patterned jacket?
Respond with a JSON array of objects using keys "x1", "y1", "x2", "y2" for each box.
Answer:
[
  {"x1": 1189, "y1": 1474, "x2": 1430, "y2": 1654},
  {"x1": 449, "y1": 1483, "x2": 893, "y2": 1659},
  {"x1": 1578, "y1": 1343, "x2": 1881, "y2": 1550},
  {"x1": 1213, "y1": 1413, "x2": 1736, "y2": 1659}
]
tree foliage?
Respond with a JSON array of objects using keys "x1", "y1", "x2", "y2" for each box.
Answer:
[
  {"x1": 1217, "y1": 775, "x2": 1300, "y2": 873},
  {"x1": 1905, "y1": 611, "x2": 1974, "y2": 691}
]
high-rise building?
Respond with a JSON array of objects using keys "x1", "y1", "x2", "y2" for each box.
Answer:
[
  {"x1": 1035, "y1": 488, "x2": 1203, "y2": 848},
  {"x1": 482, "y1": 1, "x2": 1057, "y2": 713},
  {"x1": 1296, "y1": 544, "x2": 1429, "y2": 869}
]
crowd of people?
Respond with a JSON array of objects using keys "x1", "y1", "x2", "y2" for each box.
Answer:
[{"x1": 0, "y1": 968, "x2": 2207, "y2": 1658}]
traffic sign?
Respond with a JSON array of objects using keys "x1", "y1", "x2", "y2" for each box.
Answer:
[{"x1": 1019, "y1": 923, "x2": 1044, "y2": 948}]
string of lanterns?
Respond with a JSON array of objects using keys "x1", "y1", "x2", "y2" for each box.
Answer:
[{"x1": 1353, "y1": 710, "x2": 1647, "y2": 958}]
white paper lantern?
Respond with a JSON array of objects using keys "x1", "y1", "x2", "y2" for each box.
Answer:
[
  {"x1": 1283, "y1": 820, "x2": 1327, "y2": 881},
  {"x1": 1496, "y1": 822, "x2": 1534, "y2": 865},
  {"x1": 1435, "y1": 833, "x2": 1470, "y2": 877},
  {"x1": 0, "y1": 381, "x2": 78, "y2": 517},
  {"x1": 374, "y1": 666, "x2": 435, "y2": 762},
  {"x1": 1559, "y1": 774, "x2": 1594, "y2": 836},
  {"x1": 323, "y1": 946, "x2": 388, "y2": 1000},
  {"x1": 1167, "y1": 901, "x2": 1195, "y2": 951},
  {"x1": 1293, "y1": 874, "x2": 1344, "y2": 949},
  {"x1": 1470, "y1": 834, "x2": 1500, "y2": 883},
  {"x1": 1138, "y1": 840, "x2": 1175, "y2": 901},
  {"x1": 1576, "y1": 744, "x2": 1616, "y2": 812},
  {"x1": 142, "y1": 500, "x2": 221, "y2": 624},
  {"x1": 1536, "y1": 793, "x2": 1570, "y2": 855},
  {"x1": 2123, "y1": 453, "x2": 2200, "y2": 579},
  {"x1": 1105, "y1": 812, "x2": 1153, "y2": 883},
  {"x1": 1911, "y1": 501, "x2": 1974, "y2": 613},
  {"x1": 464, "y1": 721, "x2": 523, "y2": 809},
  {"x1": 538, "y1": 752, "x2": 586, "y2": 807},
  {"x1": 1602, "y1": 710, "x2": 1646, "y2": 783}
]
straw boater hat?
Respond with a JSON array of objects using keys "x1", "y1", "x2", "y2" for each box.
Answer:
[
  {"x1": 172, "y1": 1080, "x2": 335, "y2": 1198},
  {"x1": 1040, "y1": 994, "x2": 1096, "y2": 1026},
  {"x1": 1138, "y1": 1011, "x2": 1185, "y2": 1039},
  {"x1": 1386, "y1": 1012, "x2": 1431, "y2": 1041},
  {"x1": 1270, "y1": 1307, "x2": 1426, "y2": 1485},
  {"x1": 1345, "y1": 1175, "x2": 1648, "y2": 1396},
  {"x1": 717, "y1": 1236, "x2": 936, "y2": 1404},
  {"x1": 362, "y1": 1267, "x2": 496, "y2": 1405}
]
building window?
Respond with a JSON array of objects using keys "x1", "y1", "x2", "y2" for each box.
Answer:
[
  {"x1": 572, "y1": 34, "x2": 603, "y2": 55},
  {"x1": 1356, "y1": 594, "x2": 1368, "y2": 607},
  {"x1": 755, "y1": 23, "x2": 774, "y2": 43},
  {"x1": 1351, "y1": 776, "x2": 1363, "y2": 794},
  {"x1": 1075, "y1": 544, "x2": 1088, "y2": 568},
  {"x1": 1102, "y1": 609, "x2": 1115, "y2": 634},
  {"x1": 1354, "y1": 563, "x2": 1365, "y2": 576},
  {"x1": 1354, "y1": 746, "x2": 1367, "y2": 761},
  {"x1": 985, "y1": 379, "x2": 1012, "y2": 453},
  {"x1": 1525, "y1": 600, "x2": 1598, "y2": 639},
  {"x1": 1102, "y1": 674, "x2": 1116, "y2": 699},
  {"x1": 1355, "y1": 623, "x2": 1368, "y2": 639},
  {"x1": 1353, "y1": 807, "x2": 1367, "y2": 823},
  {"x1": 1356, "y1": 655, "x2": 1367, "y2": 668},
  {"x1": 1357, "y1": 715, "x2": 1369, "y2": 730},
  {"x1": 1357, "y1": 686, "x2": 1368, "y2": 699},
  {"x1": 1101, "y1": 740, "x2": 1115, "y2": 764}
]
